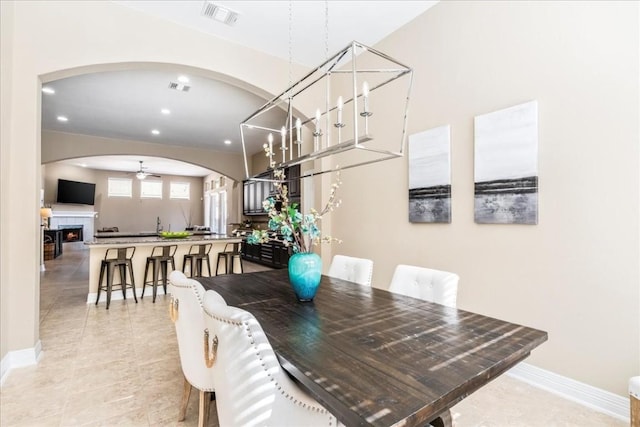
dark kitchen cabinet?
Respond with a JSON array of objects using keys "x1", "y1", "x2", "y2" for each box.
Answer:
[
  {"x1": 243, "y1": 171, "x2": 270, "y2": 215},
  {"x1": 243, "y1": 167, "x2": 301, "y2": 216},
  {"x1": 241, "y1": 240, "x2": 290, "y2": 269},
  {"x1": 286, "y1": 165, "x2": 301, "y2": 198}
]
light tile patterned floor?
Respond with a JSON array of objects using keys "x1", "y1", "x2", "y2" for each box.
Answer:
[{"x1": 0, "y1": 243, "x2": 626, "y2": 426}]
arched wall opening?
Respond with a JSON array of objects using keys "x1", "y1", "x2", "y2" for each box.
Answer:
[{"x1": 1, "y1": 0, "x2": 294, "y2": 370}]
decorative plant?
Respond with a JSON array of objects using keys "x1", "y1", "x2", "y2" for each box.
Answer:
[{"x1": 247, "y1": 168, "x2": 342, "y2": 253}]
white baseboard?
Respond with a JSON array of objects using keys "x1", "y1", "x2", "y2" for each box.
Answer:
[
  {"x1": 0, "y1": 340, "x2": 42, "y2": 386},
  {"x1": 86, "y1": 287, "x2": 170, "y2": 304},
  {"x1": 508, "y1": 362, "x2": 629, "y2": 422}
]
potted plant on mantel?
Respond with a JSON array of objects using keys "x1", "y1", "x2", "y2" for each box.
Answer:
[{"x1": 247, "y1": 168, "x2": 342, "y2": 302}]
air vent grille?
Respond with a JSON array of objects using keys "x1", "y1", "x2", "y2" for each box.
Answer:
[
  {"x1": 168, "y1": 82, "x2": 191, "y2": 92},
  {"x1": 201, "y1": 1, "x2": 239, "y2": 26}
]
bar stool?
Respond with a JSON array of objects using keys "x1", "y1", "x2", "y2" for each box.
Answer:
[
  {"x1": 142, "y1": 244, "x2": 177, "y2": 303},
  {"x1": 96, "y1": 246, "x2": 136, "y2": 310},
  {"x1": 182, "y1": 243, "x2": 212, "y2": 277},
  {"x1": 216, "y1": 242, "x2": 243, "y2": 275}
]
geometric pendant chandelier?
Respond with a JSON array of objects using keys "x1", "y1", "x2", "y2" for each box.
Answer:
[{"x1": 240, "y1": 40, "x2": 413, "y2": 180}]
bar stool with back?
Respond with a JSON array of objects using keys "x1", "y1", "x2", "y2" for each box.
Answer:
[
  {"x1": 182, "y1": 243, "x2": 213, "y2": 278},
  {"x1": 142, "y1": 244, "x2": 177, "y2": 302},
  {"x1": 95, "y1": 246, "x2": 137, "y2": 310},
  {"x1": 215, "y1": 242, "x2": 243, "y2": 275}
]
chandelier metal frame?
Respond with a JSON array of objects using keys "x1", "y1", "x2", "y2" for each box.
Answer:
[{"x1": 240, "y1": 40, "x2": 413, "y2": 181}]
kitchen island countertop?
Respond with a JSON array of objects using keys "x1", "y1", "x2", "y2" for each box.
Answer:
[{"x1": 86, "y1": 233, "x2": 240, "y2": 246}]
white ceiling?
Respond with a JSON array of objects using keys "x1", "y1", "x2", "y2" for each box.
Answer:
[{"x1": 43, "y1": 1, "x2": 437, "y2": 177}]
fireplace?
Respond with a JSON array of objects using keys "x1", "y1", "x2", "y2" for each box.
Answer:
[{"x1": 59, "y1": 225, "x2": 84, "y2": 242}]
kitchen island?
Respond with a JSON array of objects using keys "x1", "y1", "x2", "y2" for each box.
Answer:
[{"x1": 84, "y1": 234, "x2": 242, "y2": 305}]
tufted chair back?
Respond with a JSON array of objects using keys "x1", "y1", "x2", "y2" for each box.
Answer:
[
  {"x1": 169, "y1": 271, "x2": 227, "y2": 426},
  {"x1": 388, "y1": 265, "x2": 459, "y2": 308},
  {"x1": 327, "y1": 254, "x2": 374, "y2": 287},
  {"x1": 202, "y1": 298, "x2": 337, "y2": 427}
]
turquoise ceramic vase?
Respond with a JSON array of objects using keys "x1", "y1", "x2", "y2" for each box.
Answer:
[{"x1": 288, "y1": 252, "x2": 322, "y2": 302}]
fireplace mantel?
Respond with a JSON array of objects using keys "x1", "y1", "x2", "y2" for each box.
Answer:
[{"x1": 52, "y1": 211, "x2": 97, "y2": 218}]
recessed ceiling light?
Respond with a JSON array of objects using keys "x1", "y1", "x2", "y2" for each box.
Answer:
[
  {"x1": 177, "y1": 75, "x2": 189, "y2": 84},
  {"x1": 161, "y1": 108, "x2": 171, "y2": 115},
  {"x1": 42, "y1": 87, "x2": 55, "y2": 95},
  {"x1": 57, "y1": 116, "x2": 68, "y2": 122},
  {"x1": 151, "y1": 129, "x2": 160, "y2": 135},
  {"x1": 79, "y1": 163, "x2": 87, "y2": 168},
  {"x1": 224, "y1": 139, "x2": 232, "y2": 145}
]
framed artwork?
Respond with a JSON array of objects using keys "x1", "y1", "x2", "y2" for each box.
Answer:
[
  {"x1": 408, "y1": 125, "x2": 451, "y2": 223},
  {"x1": 474, "y1": 100, "x2": 538, "y2": 224}
]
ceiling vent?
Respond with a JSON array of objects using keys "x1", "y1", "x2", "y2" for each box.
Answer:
[
  {"x1": 201, "y1": 1, "x2": 239, "y2": 26},
  {"x1": 168, "y1": 82, "x2": 191, "y2": 92}
]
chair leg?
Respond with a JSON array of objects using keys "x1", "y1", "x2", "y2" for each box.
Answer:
[
  {"x1": 195, "y1": 258, "x2": 202, "y2": 277},
  {"x1": 127, "y1": 259, "x2": 137, "y2": 303},
  {"x1": 119, "y1": 263, "x2": 127, "y2": 300},
  {"x1": 182, "y1": 256, "x2": 189, "y2": 276},
  {"x1": 237, "y1": 255, "x2": 243, "y2": 274},
  {"x1": 205, "y1": 256, "x2": 212, "y2": 277},
  {"x1": 96, "y1": 262, "x2": 106, "y2": 305},
  {"x1": 198, "y1": 390, "x2": 211, "y2": 427},
  {"x1": 106, "y1": 263, "x2": 115, "y2": 310},
  {"x1": 632, "y1": 394, "x2": 639, "y2": 427},
  {"x1": 216, "y1": 254, "x2": 223, "y2": 275},
  {"x1": 152, "y1": 258, "x2": 160, "y2": 303},
  {"x1": 161, "y1": 260, "x2": 169, "y2": 295},
  {"x1": 178, "y1": 375, "x2": 192, "y2": 422},
  {"x1": 142, "y1": 259, "x2": 150, "y2": 299}
]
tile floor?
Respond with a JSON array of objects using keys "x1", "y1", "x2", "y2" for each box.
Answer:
[{"x1": 0, "y1": 243, "x2": 627, "y2": 426}]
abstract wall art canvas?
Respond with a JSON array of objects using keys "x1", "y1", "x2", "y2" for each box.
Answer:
[
  {"x1": 408, "y1": 125, "x2": 451, "y2": 223},
  {"x1": 474, "y1": 100, "x2": 538, "y2": 224}
]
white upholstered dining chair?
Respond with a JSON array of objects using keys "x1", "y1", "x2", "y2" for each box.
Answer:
[
  {"x1": 327, "y1": 254, "x2": 374, "y2": 287},
  {"x1": 202, "y1": 297, "x2": 338, "y2": 427},
  {"x1": 168, "y1": 271, "x2": 226, "y2": 427},
  {"x1": 388, "y1": 265, "x2": 459, "y2": 308}
]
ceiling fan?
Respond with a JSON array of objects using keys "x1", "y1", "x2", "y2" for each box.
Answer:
[{"x1": 130, "y1": 160, "x2": 161, "y2": 180}]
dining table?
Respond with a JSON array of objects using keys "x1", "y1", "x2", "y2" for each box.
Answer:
[{"x1": 198, "y1": 269, "x2": 548, "y2": 427}]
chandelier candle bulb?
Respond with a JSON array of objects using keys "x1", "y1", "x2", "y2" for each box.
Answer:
[
  {"x1": 295, "y1": 118, "x2": 302, "y2": 157},
  {"x1": 268, "y1": 133, "x2": 274, "y2": 166},
  {"x1": 362, "y1": 82, "x2": 369, "y2": 113}
]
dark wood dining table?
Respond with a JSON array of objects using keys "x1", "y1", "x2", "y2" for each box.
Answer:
[{"x1": 198, "y1": 269, "x2": 547, "y2": 427}]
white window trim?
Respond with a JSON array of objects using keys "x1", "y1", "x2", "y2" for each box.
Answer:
[
  {"x1": 108, "y1": 177, "x2": 132, "y2": 198},
  {"x1": 170, "y1": 181, "x2": 190, "y2": 200},
  {"x1": 140, "y1": 180, "x2": 163, "y2": 199}
]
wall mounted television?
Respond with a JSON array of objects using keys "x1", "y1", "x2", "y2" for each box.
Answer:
[{"x1": 56, "y1": 179, "x2": 96, "y2": 205}]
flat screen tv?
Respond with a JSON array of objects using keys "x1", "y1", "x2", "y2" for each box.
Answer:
[{"x1": 56, "y1": 179, "x2": 96, "y2": 205}]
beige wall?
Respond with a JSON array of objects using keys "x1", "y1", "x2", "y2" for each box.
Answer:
[
  {"x1": 331, "y1": 1, "x2": 639, "y2": 396},
  {"x1": 0, "y1": 0, "x2": 291, "y2": 366},
  {"x1": 43, "y1": 162, "x2": 205, "y2": 232},
  {"x1": 0, "y1": 0, "x2": 15, "y2": 366}
]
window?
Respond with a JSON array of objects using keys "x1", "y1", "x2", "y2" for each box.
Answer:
[
  {"x1": 140, "y1": 180, "x2": 163, "y2": 199},
  {"x1": 170, "y1": 181, "x2": 190, "y2": 200},
  {"x1": 209, "y1": 190, "x2": 227, "y2": 234},
  {"x1": 108, "y1": 177, "x2": 132, "y2": 198}
]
